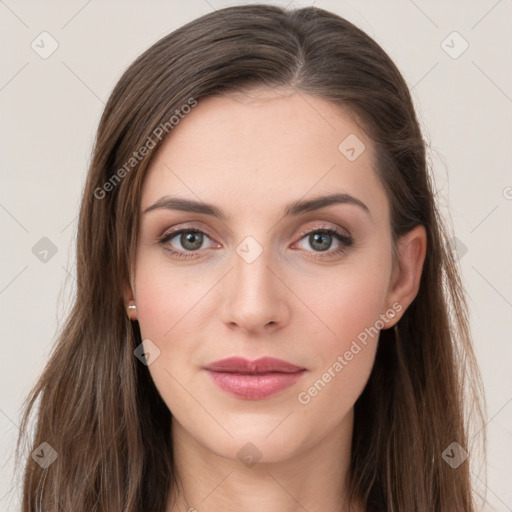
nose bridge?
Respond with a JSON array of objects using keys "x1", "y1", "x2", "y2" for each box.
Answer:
[
  {"x1": 235, "y1": 237, "x2": 274, "y2": 298},
  {"x1": 221, "y1": 234, "x2": 287, "y2": 332}
]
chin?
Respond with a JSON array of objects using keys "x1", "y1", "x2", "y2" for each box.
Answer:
[{"x1": 177, "y1": 415, "x2": 309, "y2": 464}]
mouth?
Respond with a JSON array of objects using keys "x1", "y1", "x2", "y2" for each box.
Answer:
[{"x1": 203, "y1": 357, "x2": 307, "y2": 400}]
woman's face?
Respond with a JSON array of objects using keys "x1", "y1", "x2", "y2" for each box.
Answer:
[{"x1": 131, "y1": 87, "x2": 409, "y2": 463}]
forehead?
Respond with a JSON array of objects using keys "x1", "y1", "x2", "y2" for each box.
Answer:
[{"x1": 140, "y1": 87, "x2": 389, "y2": 222}]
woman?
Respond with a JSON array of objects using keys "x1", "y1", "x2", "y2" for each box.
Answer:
[{"x1": 15, "y1": 4, "x2": 486, "y2": 511}]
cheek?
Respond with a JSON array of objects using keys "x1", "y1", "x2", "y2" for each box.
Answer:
[
  {"x1": 133, "y1": 254, "x2": 206, "y2": 339},
  {"x1": 293, "y1": 283, "x2": 384, "y2": 439},
  {"x1": 133, "y1": 261, "x2": 202, "y2": 419},
  {"x1": 132, "y1": 256, "x2": 211, "y2": 401},
  {"x1": 303, "y1": 248, "x2": 392, "y2": 348},
  {"x1": 292, "y1": 250, "x2": 390, "y2": 419}
]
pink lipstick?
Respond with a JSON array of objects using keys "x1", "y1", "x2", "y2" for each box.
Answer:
[{"x1": 203, "y1": 357, "x2": 306, "y2": 400}]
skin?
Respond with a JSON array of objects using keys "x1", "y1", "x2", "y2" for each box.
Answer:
[{"x1": 126, "y1": 86, "x2": 426, "y2": 512}]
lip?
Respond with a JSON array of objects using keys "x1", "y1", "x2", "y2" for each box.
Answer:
[
  {"x1": 204, "y1": 357, "x2": 305, "y2": 374},
  {"x1": 204, "y1": 357, "x2": 306, "y2": 400}
]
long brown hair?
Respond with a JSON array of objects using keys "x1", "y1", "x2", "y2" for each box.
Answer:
[{"x1": 15, "y1": 4, "x2": 486, "y2": 511}]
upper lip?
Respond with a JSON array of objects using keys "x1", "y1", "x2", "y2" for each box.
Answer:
[{"x1": 204, "y1": 357, "x2": 305, "y2": 374}]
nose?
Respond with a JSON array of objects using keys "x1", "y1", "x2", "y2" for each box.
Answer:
[{"x1": 220, "y1": 243, "x2": 290, "y2": 335}]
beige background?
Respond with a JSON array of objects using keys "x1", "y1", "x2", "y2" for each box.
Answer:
[{"x1": 1, "y1": 0, "x2": 511, "y2": 510}]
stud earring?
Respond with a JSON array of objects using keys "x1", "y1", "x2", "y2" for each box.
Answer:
[{"x1": 127, "y1": 299, "x2": 137, "y2": 311}]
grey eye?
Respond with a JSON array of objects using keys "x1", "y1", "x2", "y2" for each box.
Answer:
[
  {"x1": 307, "y1": 232, "x2": 333, "y2": 252},
  {"x1": 177, "y1": 231, "x2": 204, "y2": 251}
]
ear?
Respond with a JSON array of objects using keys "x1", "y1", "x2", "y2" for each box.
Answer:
[{"x1": 383, "y1": 225, "x2": 427, "y2": 328}]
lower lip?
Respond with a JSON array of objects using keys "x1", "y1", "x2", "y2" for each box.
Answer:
[{"x1": 205, "y1": 370, "x2": 305, "y2": 400}]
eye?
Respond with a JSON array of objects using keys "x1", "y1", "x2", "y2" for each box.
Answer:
[
  {"x1": 157, "y1": 225, "x2": 353, "y2": 261},
  {"x1": 158, "y1": 228, "x2": 218, "y2": 259},
  {"x1": 293, "y1": 226, "x2": 353, "y2": 259}
]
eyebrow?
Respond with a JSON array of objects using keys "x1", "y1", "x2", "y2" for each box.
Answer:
[{"x1": 143, "y1": 192, "x2": 371, "y2": 219}]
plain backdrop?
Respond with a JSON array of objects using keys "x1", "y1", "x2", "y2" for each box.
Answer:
[{"x1": 1, "y1": 1, "x2": 511, "y2": 510}]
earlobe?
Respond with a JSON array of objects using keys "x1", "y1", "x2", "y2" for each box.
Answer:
[
  {"x1": 126, "y1": 299, "x2": 138, "y2": 320},
  {"x1": 124, "y1": 283, "x2": 138, "y2": 321},
  {"x1": 384, "y1": 225, "x2": 427, "y2": 327}
]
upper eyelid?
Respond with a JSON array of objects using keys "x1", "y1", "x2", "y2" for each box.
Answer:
[
  {"x1": 160, "y1": 224, "x2": 217, "y2": 242},
  {"x1": 295, "y1": 223, "x2": 351, "y2": 239}
]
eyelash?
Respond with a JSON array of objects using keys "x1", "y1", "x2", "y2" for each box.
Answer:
[{"x1": 157, "y1": 225, "x2": 353, "y2": 261}]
